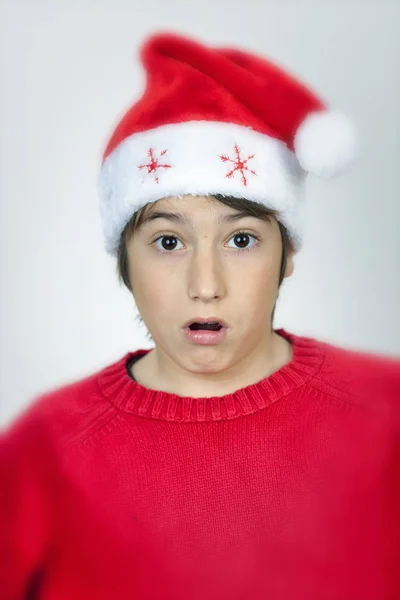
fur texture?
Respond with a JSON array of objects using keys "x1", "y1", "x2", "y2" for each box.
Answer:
[{"x1": 294, "y1": 110, "x2": 357, "y2": 177}]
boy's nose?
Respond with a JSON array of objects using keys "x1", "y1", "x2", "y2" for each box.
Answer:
[{"x1": 187, "y1": 249, "x2": 226, "y2": 302}]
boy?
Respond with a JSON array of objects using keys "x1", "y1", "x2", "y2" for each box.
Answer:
[{"x1": 1, "y1": 31, "x2": 399, "y2": 600}]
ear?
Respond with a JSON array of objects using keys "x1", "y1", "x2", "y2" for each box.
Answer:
[{"x1": 283, "y1": 247, "x2": 295, "y2": 279}]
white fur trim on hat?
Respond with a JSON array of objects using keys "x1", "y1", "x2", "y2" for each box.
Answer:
[
  {"x1": 98, "y1": 120, "x2": 307, "y2": 256},
  {"x1": 294, "y1": 109, "x2": 357, "y2": 178}
]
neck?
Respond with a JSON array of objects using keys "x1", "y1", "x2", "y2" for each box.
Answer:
[{"x1": 132, "y1": 330, "x2": 293, "y2": 398}]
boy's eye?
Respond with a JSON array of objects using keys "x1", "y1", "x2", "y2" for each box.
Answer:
[
  {"x1": 226, "y1": 233, "x2": 257, "y2": 250},
  {"x1": 153, "y1": 232, "x2": 258, "y2": 252},
  {"x1": 154, "y1": 235, "x2": 184, "y2": 252}
]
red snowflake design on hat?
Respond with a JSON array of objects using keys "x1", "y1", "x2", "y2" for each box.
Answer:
[
  {"x1": 219, "y1": 144, "x2": 257, "y2": 187},
  {"x1": 138, "y1": 148, "x2": 172, "y2": 184}
]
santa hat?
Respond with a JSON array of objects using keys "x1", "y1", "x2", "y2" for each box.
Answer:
[{"x1": 98, "y1": 31, "x2": 357, "y2": 256}]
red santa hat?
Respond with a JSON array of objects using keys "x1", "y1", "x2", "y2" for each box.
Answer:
[{"x1": 98, "y1": 31, "x2": 357, "y2": 256}]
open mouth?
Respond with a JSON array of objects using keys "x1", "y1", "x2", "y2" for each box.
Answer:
[
  {"x1": 183, "y1": 318, "x2": 228, "y2": 344},
  {"x1": 188, "y1": 322, "x2": 223, "y2": 331}
]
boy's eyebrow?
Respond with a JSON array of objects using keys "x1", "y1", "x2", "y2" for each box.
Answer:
[
  {"x1": 219, "y1": 211, "x2": 270, "y2": 223},
  {"x1": 139, "y1": 211, "x2": 190, "y2": 228},
  {"x1": 139, "y1": 210, "x2": 269, "y2": 228}
]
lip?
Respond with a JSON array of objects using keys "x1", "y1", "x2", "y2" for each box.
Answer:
[{"x1": 182, "y1": 317, "x2": 230, "y2": 346}]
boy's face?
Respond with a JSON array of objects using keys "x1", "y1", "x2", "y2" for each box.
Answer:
[{"x1": 127, "y1": 195, "x2": 294, "y2": 375}]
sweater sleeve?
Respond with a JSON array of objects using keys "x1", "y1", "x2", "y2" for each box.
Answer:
[{"x1": 0, "y1": 401, "x2": 56, "y2": 600}]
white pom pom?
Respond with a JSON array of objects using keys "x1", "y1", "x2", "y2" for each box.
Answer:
[{"x1": 294, "y1": 109, "x2": 357, "y2": 177}]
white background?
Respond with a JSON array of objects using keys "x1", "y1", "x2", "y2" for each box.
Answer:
[{"x1": 1, "y1": 0, "x2": 399, "y2": 427}]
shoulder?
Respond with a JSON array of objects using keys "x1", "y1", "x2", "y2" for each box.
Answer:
[
  {"x1": 1, "y1": 353, "x2": 128, "y2": 452},
  {"x1": 309, "y1": 334, "x2": 400, "y2": 423}
]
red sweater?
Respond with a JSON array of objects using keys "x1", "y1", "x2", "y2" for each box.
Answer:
[{"x1": 1, "y1": 328, "x2": 399, "y2": 600}]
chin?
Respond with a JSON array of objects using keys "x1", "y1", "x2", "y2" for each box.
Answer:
[{"x1": 182, "y1": 346, "x2": 233, "y2": 374}]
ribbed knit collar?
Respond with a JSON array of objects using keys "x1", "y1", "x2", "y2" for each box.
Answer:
[{"x1": 97, "y1": 328, "x2": 324, "y2": 422}]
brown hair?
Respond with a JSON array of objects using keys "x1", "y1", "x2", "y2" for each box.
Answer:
[{"x1": 116, "y1": 195, "x2": 292, "y2": 325}]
